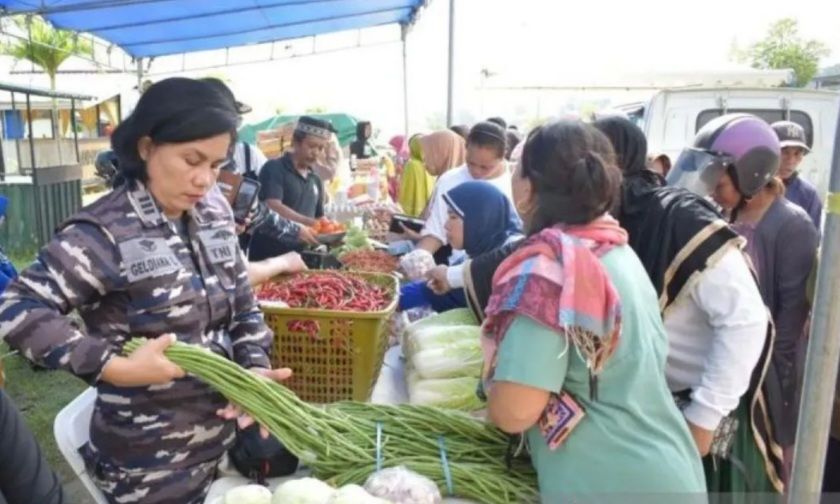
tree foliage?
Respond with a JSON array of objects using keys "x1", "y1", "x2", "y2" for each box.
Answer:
[
  {"x1": 739, "y1": 18, "x2": 830, "y2": 87},
  {"x1": 2, "y1": 16, "x2": 94, "y2": 90}
]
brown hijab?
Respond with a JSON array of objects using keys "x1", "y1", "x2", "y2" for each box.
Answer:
[{"x1": 418, "y1": 130, "x2": 466, "y2": 177}]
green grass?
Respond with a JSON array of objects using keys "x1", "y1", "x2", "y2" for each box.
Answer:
[
  {"x1": 9, "y1": 251, "x2": 37, "y2": 272},
  {"x1": 2, "y1": 342, "x2": 87, "y2": 484},
  {"x1": 3, "y1": 254, "x2": 90, "y2": 498}
]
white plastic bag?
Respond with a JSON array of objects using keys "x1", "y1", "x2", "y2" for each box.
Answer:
[
  {"x1": 327, "y1": 484, "x2": 393, "y2": 504},
  {"x1": 364, "y1": 466, "x2": 442, "y2": 504},
  {"x1": 399, "y1": 250, "x2": 436, "y2": 281}
]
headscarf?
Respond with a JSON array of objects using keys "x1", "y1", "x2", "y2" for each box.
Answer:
[
  {"x1": 592, "y1": 116, "x2": 647, "y2": 176},
  {"x1": 398, "y1": 134, "x2": 436, "y2": 217},
  {"x1": 594, "y1": 116, "x2": 742, "y2": 310},
  {"x1": 442, "y1": 181, "x2": 521, "y2": 257},
  {"x1": 389, "y1": 135, "x2": 408, "y2": 160},
  {"x1": 408, "y1": 134, "x2": 423, "y2": 162},
  {"x1": 594, "y1": 116, "x2": 785, "y2": 492},
  {"x1": 463, "y1": 238, "x2": 524, "y2": 322},
  {"x1": 484, "y1": 219, "x2": 628, "y2": 402},
  {"x1": 350, "y1": 121, "x2": 373, "y2": 159},
  {"x1": 355, "y1": 121, "x2": 371, "y2": 141},
  {"x1": 418, "y1": 130, "x2": 465, "y2": 177}
]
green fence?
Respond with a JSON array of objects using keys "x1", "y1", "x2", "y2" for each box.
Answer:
[{"x1": 0, "y1": 165, "x2": 83, "y2": 258}]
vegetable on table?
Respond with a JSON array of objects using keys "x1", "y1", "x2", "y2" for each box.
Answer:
[
  {"x1": 333, "y1": 226, "x2": 374, "y2": 257},
  {"x1": 273, "y1": 477, "x2": 336, "y2": 504},
  {"x1": 339, "y1": 250, "x2": 399, "y2": 274},
  {"x1": 225, "y1": 484, "x2": 272, "y2": 504},
  {"x1": 408, "y1": 344, "x2": 482, "y2": 380},
  {"x1": 404, "y1": 309, "x2": 478, "y2": 340},
  {"x1": 256, "y1": 272, "x2": 392, "y2": 312},
  {"x1": 123, "y1": 340, "x2": 538, "y2": 504},
  {"x1": 310, "y1": 218, "x2": 347, "y2": 236},
  {"x1": 408, "y1": 376, "x2": 484, "y2": 412},
  {"x1": 402, "y1": 320, "x2": 483, "y2": 412},
  {"x1": 404, "y1": 325, "x2": 482, "y2": 367}
]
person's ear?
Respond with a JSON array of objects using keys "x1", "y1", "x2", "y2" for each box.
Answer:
[{"x1": 137, "y1": 137, "x2": 153, "y2": 162}]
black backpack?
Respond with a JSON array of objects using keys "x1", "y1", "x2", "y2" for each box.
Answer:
[{"x1": 228, "y1": 424, "x2": 299, "y2": 484}]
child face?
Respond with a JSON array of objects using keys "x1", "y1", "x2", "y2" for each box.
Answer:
[{"x1": 445, "y1": 211, "x2": 465, "y2": 250}]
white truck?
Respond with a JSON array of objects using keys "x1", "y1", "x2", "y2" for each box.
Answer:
[{"x1": 616, "y1": 87, "x2": 840, "y2": 196}]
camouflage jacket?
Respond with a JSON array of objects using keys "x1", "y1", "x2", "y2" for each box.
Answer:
[{"x1": 0, "y1": 182, "x2": 272, "y2": 471}]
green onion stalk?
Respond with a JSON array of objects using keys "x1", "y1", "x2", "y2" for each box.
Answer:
[{"x1": 123, "y1": 339, "x2": 538, "y2": 504}]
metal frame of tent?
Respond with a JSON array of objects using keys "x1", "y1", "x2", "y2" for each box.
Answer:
[{"x1": 0, "y1": 0, "x2": 460, "y2": 136}]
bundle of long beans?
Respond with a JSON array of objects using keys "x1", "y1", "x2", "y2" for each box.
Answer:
[{"x1": 124, "y1": 340, "x2": 538, "y2": 504}]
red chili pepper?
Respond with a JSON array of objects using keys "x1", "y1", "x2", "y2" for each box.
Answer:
[{"x1": 257, "y1": 272, "x2": 391, "y2": 312}]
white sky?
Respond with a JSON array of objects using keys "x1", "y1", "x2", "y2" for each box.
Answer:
[{"x1": 2, "y1": 0, "x2": 839, "y2": 141}]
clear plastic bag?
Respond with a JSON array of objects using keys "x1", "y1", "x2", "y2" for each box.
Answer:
[
  {"x1": 364, "y1": 466, "x2": 442, "y2": 504},
  {"x1": 399, "y1": 250, "x2": 436, "y2": 282}
]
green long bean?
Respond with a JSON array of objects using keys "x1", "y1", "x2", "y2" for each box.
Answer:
[{"x1": 123, "y1": 339, "x2": 539, "y2": 502}]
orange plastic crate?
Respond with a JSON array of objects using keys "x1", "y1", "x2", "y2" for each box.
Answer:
[{"x1": 258, "y1": 272, "x2": 398, "y2": 403}]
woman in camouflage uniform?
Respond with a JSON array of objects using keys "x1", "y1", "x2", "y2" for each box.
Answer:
[{"x1": 0, "y1": 78, "x2": 284, "y2": 504}]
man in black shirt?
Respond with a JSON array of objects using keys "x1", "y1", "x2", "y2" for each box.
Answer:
[
  {"x1": 259, "y1": 116, "x2": 333, "y2": 227},
  {"x1": 249, "y1": 116, "x2": 334, "y2": 260}
]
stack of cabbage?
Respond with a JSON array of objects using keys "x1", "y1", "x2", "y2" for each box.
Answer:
[
  {"x1": 403, "y1": 309, "x2": 483, "y2": 412},
  {"x1": 224, "y1": 478, "x2": 394, "y2": 504}
]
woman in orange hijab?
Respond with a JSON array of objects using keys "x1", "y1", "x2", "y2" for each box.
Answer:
[
  {"x1": 420, "y1": 130, "x2": 466, "y2": 178},
  {"x1": 398, "y1": 130, "x2": 465, "y2": 218}
]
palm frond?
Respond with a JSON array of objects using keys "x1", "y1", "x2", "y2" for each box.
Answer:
[{"x1": 1, "y1": 15, "x2": 94, "y2": 80}]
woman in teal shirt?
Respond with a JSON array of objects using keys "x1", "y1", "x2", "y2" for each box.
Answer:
[{"x1": 483, "y1": 120, "x2": 706, "y2": 502}]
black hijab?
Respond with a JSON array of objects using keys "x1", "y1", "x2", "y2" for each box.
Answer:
[
  {"x1": 350, "y1": 121, "x2": 373, "y2": 159},
  {"x1": 594, "y1": 116, "x2": 740, "y2": 310},
  {"x1": 595, "y1": 118, "x2": 786, "y2": 488}
]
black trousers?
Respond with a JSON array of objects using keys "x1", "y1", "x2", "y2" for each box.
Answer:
[
  {"x1": 246, "y1": 232, "x2": 304, "y2": 262},
  {"x1": 0, "y1": 389, "x2": 64, "y2": 504},
  {"x1": 824, "y1": 436, "x2": 840, "y2": 493}
]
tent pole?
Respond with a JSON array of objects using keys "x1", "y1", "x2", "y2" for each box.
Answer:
[
  {"x1": 789, "y1": 98, "x2": 840, "y2": 502},
  {"x1": 401, "y1": 25, "x2": 409, "y2": 137},
  {"x1": 446, "y1": 0, "x2": 455, "y2": 127},
  {"x1": 136, "y1": 58, "x2": 144, "y2": 93}
]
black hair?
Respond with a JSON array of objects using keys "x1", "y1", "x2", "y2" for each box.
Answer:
[
  {"x1": 467, "y1": 121, "x2": 507, "y2": 159},
  {"x1": 200, "y1": 77, "x2": 237, "y2": 108},
  {"x1": 520, "y1": 119, "x2": 621, "y2": 232},
  {"x1": 449, "y1": 124, "x2": 470, "y2": 140},
  {"x1": 486, "y1": 116, "x2": 507, "y2": 130},
  {"x1": 505, "y1": 129, "x2": 522, "y2": 160},
  {"x1": 111, "y1": 77, "x2": 238, "y2": 184}
]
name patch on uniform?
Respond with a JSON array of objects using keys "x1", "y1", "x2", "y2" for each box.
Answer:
[
  {"x1": 120, "y1": 237, "x2": 182, "y2": 282},
  {"x1": 198, "y1": 228, "x2": 238, "y2": 265}
]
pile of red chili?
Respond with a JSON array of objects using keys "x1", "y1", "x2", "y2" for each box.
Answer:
[
  {"x1": 338, "y1": 250, "x2": 399, "y2": 274},
  {"x1": 257, "y1": 272, "x2": 392, "y2": 312}
]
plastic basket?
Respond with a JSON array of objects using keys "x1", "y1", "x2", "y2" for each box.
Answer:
[{"x1": 258, "y1": 272, "x2": 398, "y2": 403}]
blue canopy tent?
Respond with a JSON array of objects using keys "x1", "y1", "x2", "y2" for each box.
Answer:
[
  {"x1": 0, "y1": 0, "x2": 441, "y2": 134},
  {"x1": 0, "y1": 1, "x2": 427, "y2": 57}
]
